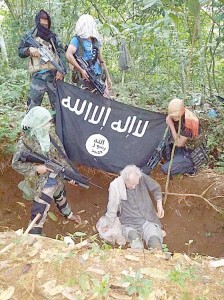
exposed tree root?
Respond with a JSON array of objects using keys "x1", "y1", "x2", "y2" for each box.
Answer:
[{"x1": 163, "y1": 181, "x2": 224, "y2": 214}]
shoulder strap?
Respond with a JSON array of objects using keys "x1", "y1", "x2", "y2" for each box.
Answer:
[
  {"x1": 22, "y1": 139, "x2": 33, "y2": 152},
  {"x1": 22, "y1": 136, "x2": 82, "y2": 176},
  {"x1": 31, "y1": 29, "x2": 38, "y2": 38},
  {"x1": 50, "y1": 134, "x2": 82, "y2": 175},
  {"x1": 75, "y1": 35, "x2": 84, "y2": 57},
  {"x1": 93, "y1": 38, "x2": 100, "y2": 48},
  {"x1": 50, "y1": 37, "x2": 57, "y2": 53}
]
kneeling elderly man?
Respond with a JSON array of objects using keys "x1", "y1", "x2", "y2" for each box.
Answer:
[{"x1": 101, "y1": 165, "x2": 165, "y2": 249}]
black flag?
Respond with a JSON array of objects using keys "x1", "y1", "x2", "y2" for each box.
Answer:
[{"x1": 56, "y1": 81, "x2": 166, "y2": 174}]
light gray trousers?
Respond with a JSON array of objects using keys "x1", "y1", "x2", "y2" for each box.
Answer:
[{"x1": 122, "y1": 220, "x2": 163, "y2": 249}]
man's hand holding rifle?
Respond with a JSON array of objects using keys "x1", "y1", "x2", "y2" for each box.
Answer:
[
  {"x1": 18, "y1": 150, "x2": 101, "y2": 190},
  {"x1": 27, "y1": 35, "x2": 66, "y2": 77}
]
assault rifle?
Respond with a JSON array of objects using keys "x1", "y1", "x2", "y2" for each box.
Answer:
[
  {"x1": 18, "y1": 150, "x2": 100, "y2": 189},
  {"x1": 146, "y1": 127, "x2": 171, "y2": 172},
  {"x1": 26, "y1": 36, "x2": 66, "y2": 75},
  {"x1": 74, "y1": 54, "x2": 106, "y2": 95}
]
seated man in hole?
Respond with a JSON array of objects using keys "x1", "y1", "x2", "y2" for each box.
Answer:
[{"x1": 97, "y1": 165, "x2": 165, "y2": 249}]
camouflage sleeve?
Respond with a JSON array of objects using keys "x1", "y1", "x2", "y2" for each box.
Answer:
[
  {"x1": 18, "y1": 32, "x2": 32, "y2": 58},
  {"x1": 11, "y1": 138, "x2": 37, "y2": 177},
  {"x1": 49, "y1": 131, "x2": 74, "y2": 170},
  {"x1": 54, "y1": 34, "x2": 67, "y2": 72}
]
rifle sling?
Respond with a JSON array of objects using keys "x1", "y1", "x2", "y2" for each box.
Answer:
[
  {"x1": 49, "y1": 135, "x2": 81, "y2": 175},
  {"x1": 22, "y1": 139, "x2": 36, "y2": 153},
  {"x1": 22, "y1": 136, "x2": 80, "y2": 175}
]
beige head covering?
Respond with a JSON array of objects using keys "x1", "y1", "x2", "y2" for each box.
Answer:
[
  {"x1": 21, "y1": 106, "x2": 53, "y2": 153},
  {"x1": 168, "y1": 98, "x2": 199, "y2": 138},
  {"x1": 168, "y1": 98, "x2": 184, "y2": 117},
  {"x1": 73, "y1": 14, "x2": 100, "y2": 42}
]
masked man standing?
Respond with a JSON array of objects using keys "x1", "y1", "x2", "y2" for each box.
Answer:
[
  {"x1": 66, "y1": 14, "x2": 112, "y2": 97},
  {"x1": 12, "y1": 107, "x2": 81, "y2": 235},
  {"x1": 18, "y1": 9, "x2": 66, "y2": 111}
]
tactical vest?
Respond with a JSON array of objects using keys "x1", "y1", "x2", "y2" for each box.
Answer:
[
  {"x1": 17, "y1": 131, "x2": 62, "y2": 199},
  {"x1": 70, "y1": 36, "x2": 102, "y2": 83},
  {"x1": 185, "y1": 133, "x2": 204, "y2": 150},
  {"x1": 185, "y1": 119, "x2": 208, "y2": 151},
  {"x1": 185, "y1": 119, "x2": 209, "y2": 170},
  {"x1": 28, "y1": 36, "x2": 59, "y2": 74}
]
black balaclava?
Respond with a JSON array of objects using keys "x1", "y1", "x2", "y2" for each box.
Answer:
[{"x1": 34, "y1": 9, "x2": 55, "y2": 42}]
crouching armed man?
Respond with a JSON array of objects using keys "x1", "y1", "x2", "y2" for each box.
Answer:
[{"x1": 12, "y1": 106, "x2": 81, "y2": 235}]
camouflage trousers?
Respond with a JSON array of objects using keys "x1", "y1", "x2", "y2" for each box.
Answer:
[
  {"x1": 28, "y1": 70, "x2": 57, "y2": 111},
  {"x1": 29, "y1": 177, "x2": 73, "y2": 235}
]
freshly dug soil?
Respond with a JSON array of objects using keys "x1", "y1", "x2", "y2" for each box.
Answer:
[{"x1": 0, "y1": 159, "x2": 223, "y2": 258}]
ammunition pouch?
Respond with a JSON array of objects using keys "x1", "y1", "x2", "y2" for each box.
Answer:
[
  {"x1": 28, "y1": 55, "x2": 58, "y2": 74},
  {"x1": 18, "y1": 178, "x2": 37, "y2": 201},
  {"x1": 28, "y1": 36, "x2": 58, "y2": 74},
  {"x1": 189, "y1": 143, "x2": 208, "y2": 170},
  {"x1": 71, "y1": 67, "x2": 82, "y2": 84}
]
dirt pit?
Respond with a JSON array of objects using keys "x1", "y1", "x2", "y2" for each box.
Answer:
[{"x1": 0, "y1": 159, "x2": 223, "y2": 258}]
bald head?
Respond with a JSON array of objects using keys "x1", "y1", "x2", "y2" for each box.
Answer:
[{"x1": 168, "y1": 98, "x2": 184, "y2": 121}]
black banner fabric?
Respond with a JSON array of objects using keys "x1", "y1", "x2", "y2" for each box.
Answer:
[{"x1": 56, "y1": 81, "x2": 167, "y2": 174}]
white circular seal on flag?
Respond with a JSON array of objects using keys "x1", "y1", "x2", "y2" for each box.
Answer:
[{"x1": 86, "y1": 134, "x2": 109, "y2": 157}]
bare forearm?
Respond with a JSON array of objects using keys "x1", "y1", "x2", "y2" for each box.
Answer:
[
  {"x1": 66, "y1": 52, "x2": 83, "y2": 73},
  {"x1": 98, "y1": 51, "x2": 111, "y2": 81},
  {"x1": 169, "y1": 123, "x2": 187, "y2": 147}
]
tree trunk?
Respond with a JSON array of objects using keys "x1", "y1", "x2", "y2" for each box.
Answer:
[{"x1": 0, "y1": 27, "x2": 8, "y2": 64}]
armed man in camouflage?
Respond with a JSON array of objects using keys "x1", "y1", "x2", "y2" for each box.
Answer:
[
  {"x1": 12, "y1": 107, "x2": 81, "y2": 235},
  {"x1": 18, "y1": 9, "x2": 66, "y2": 112}
]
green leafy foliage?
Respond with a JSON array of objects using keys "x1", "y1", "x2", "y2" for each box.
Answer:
[
  {"x1": 162, "y1": 243, "x2": 169, "y2": 252},
  {"x1": 0, "y1": 64, "x2": 28, "y2": 153},
  {"x1": 0, "y1": 67, "x2": 29, "y2": 104},
  {"x1": 143, "y1": 0, "x2": 160, "y2": 10},
  {"x1": 91, "y1": 274, "x2": 110, "y2": 299},
  {"x1": 188, "y1": 0, "x2": 201, "y2": 17},
  {"x1": 73, "y1": 231, "x2": 87, "y2": 237},
  {"x1": 48, "y1": 212, "x2": 58, "y2": 222},
  {"x1": 0, "y1": 0, "x2": 223, "y2": 171},
  {"x1": 168, "y1": 264, "x2": 195, "y2": 286},
  {"x1": 123, "y1": 270, "x2": 153, "y2": 299},
  {"x1": 78, "y1": 273, "x2": 91, "y2": 292},
  {"x1": 214, "y1": 153, "x2": 224, "y2": 173}
]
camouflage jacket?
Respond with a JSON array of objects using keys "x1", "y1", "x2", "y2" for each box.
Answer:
[
  {"x1": 172, "y1": 118, "x2": 205, "y2": 151},
  {"x1": 12, "y1": 129, "x2": 72, "y2": 193}
]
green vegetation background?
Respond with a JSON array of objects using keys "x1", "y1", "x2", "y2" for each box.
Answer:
[{"x1": 0, "y1": 0, "x2": 223, "y2": 171}]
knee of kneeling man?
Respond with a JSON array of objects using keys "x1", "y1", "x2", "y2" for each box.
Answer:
[
  {"x1": 160, "y1": 164, "x2": 168, "y2": 174},
  {"x1": 128, "y1": 230, "x2": 143, "y2": 249},
  {"x1": 128, "y1": 230, "x2": 141, "y2": 241},
  {"x1": 148, "y1": 235, "x2": 161, "y2": 249}
]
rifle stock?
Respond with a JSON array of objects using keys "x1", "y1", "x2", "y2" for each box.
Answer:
[{"x1": 18, "y1": 150, "x2": 92, "y2": 189}]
